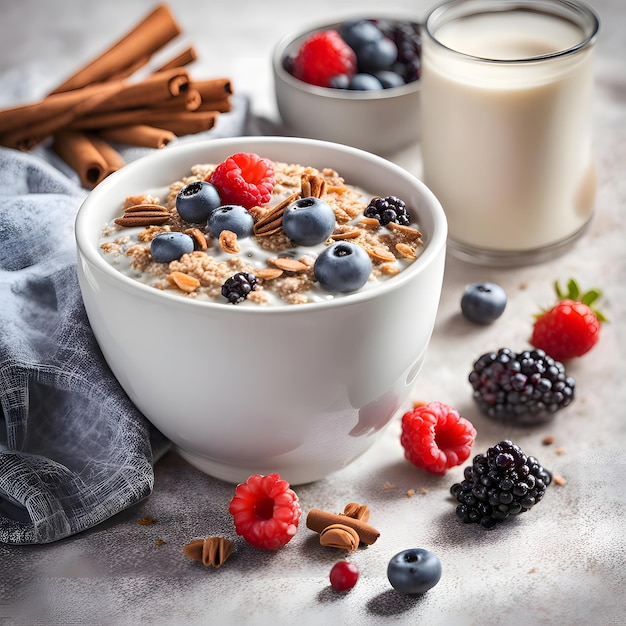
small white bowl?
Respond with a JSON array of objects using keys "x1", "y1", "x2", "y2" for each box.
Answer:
[
  {"x1": 75, "y1": 137, "x2": 446, "y2": 484},
  {"x1": 273, "y1": 20, "x2": 421, "y2": 155}
]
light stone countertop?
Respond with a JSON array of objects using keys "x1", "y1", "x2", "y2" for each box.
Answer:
[{"x1": 1, "y1": 1, "x2": 625, "y2": 624}]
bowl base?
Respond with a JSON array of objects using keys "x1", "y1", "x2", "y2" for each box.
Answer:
[{"x1": 174, "y1": 446, "x2": 353, "y2": 486}]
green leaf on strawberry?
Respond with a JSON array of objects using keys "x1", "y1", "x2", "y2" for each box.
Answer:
[{"x1": 531, "y1": 279, "x2": 607, "y2": 360}]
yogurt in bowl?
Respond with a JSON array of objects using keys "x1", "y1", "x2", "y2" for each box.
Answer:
[{"x1": 75, "y1": 136, "x2": 447, "y2": 484}]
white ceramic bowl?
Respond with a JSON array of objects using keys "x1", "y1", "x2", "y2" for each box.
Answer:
[
  {"x1": 75, "y1": 136, "x2": 446, "y2": 484},
  {"x1": 273, "y1": 19, "x2": 421, "y2": 155}
]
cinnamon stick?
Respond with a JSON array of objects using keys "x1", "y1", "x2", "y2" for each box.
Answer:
[
  {"x1": 70, "y1": 109, "x2": 218, "y2": 135},
  {"x1": 51, "y1": 4, "x2": 182, "y2": 93},
  {"x1": 155, "y1": 46, "x2": 198, "y2": 73},
  {"x1": 52, "y1": 130, "x2": 124, "y2": 188},
  {"x1": 196, "y1": 96, "x2": 232, "y2": 113},
  {"x1": 87, "y1": 68, "x2": 191, "y2": 112},
  {"x1": 97, "y1": 125, "x2": 175, "y2": 149},
  {"x1": 0, "y1": 69, "x2": 190, "y2": 149},
  {"x1": 192, "y1": 78, "x2": 233, "y2": 101},
  {"x1": 306, "y1": 509, "x2": 380, "y2": 545}
]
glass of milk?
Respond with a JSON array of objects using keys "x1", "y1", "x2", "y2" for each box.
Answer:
[{"x1": 420, "y1": 0, "x2": 600, "y2": 265}]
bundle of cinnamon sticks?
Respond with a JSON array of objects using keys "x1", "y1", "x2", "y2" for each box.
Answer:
[{"x1": 0, "y1": 4, "x2": 234, "y2": 188}]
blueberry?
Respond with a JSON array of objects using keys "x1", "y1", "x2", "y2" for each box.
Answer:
[
  {"x1": 348, "y1": 73, "x2": 384, "y2": 91},
  {"x1": 150, "y1": 231, "x2": 194, "y2": 263},
  {"x1": 208, "y1": 204, "x2": 254, "y2": 239},
  {"x1": 329, "y1": 74, "x2": 350, "y2": 89},
  {"x1": 314, "y1": 242, "x2": 372, "y2": 293},
  {"x1": 387, "y1": 548, "x2": 442, "y2": 595},
  {"x1": 339, "y1": 20, "x2": 383, "y2": 51},
  {"x1": 357, "y1": 37, "x2": 398, "y2": 71},
  {"x1": 374, "y1": 70, "x2": 406, "y2": 89},
  {"x1": 282, "y1": 197, "x2": 336, "y2": 246},
  {"x1": 461, "y1": 282, "x2": 507, "y2": 324},
  {"x1": 176, "y1": 181, "x2": 222, "y2": 223}
]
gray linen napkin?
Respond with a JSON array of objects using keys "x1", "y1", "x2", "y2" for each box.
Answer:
[{"x1": 0, "y1": 94, "x2": 259, "y2": 544}]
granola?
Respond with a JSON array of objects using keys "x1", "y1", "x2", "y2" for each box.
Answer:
[{"x1": 99, "y1": 160, "x2": 424, "y2": 306}]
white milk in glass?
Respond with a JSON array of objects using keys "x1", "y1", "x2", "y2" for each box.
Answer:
[{"x1": 421, "y1": 0, "x2": 599, "y2": 264}]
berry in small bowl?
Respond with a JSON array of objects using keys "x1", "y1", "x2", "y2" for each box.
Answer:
[{"x1": 273, "y1": 18, "x2": 422, "y2": 155}]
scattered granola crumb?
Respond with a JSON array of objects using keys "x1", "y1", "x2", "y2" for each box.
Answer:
[
  {"x1": 519, "y1": 281, "x2": 528, "y2": 290},
  {"x1": 554, "y1": 475, "x2": 567, "y2": 486},
  {"x1": 542, "y1": 435, "x2": 555, "y2": 445},
  {"x1": 382, "y1": 481, "x2": 397, "y2": 490},
  {"x1": 528, "y1": 566, "x2": 538, "y2": 574},
  {"x1": 555, "y1": 447, "x2": 565, "y2": 455},
  {"x1": 407, "y1": 489, "x2": 415, "y2": 498},
  {"x1": 155, "y1": 539, "x2": 166, "y2": 546},
  {"x1": 419, "y1": 487, "x2": 429, "y2": 495},
  {"x1": 137, "y1": 516, "x2": 155, "y2": 526}
]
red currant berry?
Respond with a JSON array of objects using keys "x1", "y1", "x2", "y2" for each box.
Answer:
[{"x1": 329, "y1": 561, "x2": 359, "y2": 591}]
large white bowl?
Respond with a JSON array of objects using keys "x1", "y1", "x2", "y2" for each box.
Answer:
[
  {"x1": 273, "y1": 19, "x2": 422, "y2": 155},
  {"x1": 75, "y1": 136, "x2": 446, "y2": 484}
]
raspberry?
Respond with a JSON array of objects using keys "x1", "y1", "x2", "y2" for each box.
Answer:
[
  {"x1": 228, "y1": 473, "x2": 301, "y2": 550},
  {"x1": 450, "y1": 440, "x2": 552, "y2": 529},
  {"x1": 530, "y1": 280, "x2": 606, "y2": 361},
  {"x1": 292, "y1": 30, "x2": 357, "y2": 88},
  {"x1": 469, "y1": 348, "x2": 575, "y2": 425},
  {"x1": 400, "y1": 401, "x2": 476, "y2": 475},
  {"x1": 208, "y1": 152, "x2": 275, "y2": 209}
]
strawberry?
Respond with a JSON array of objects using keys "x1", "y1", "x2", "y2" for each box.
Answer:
[{"x1": 530, "y1": 279, "x2": 607, "y2": 361}]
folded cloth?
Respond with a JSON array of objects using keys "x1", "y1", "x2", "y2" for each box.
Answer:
[{"x1": 0, "y1": 94, "x2": 257, "y2": 544}]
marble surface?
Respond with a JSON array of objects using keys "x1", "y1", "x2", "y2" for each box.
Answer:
[{"x1": 1, "y1": 0, "x2": 625, "y2": 624}]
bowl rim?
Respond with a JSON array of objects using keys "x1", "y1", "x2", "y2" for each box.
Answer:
[
  {"x1": 75, "y1": 136, "x2": 446, "y2": 315},
  {"x1": 272, "y1": 16, "x2": 422, "y2": 101}
]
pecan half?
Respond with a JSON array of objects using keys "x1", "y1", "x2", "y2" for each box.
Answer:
[
  {"x1": 184, "y1": 227, "x2": 208, "y2": 251},
  {"x1": 115, "y1": 203, "x2": 170, "y2": 228},
  {"x1": 183, "y1": 537, "x2": 233, "y2": 568},
  {"x1": 319, "y1": 523, "x2": 360, "y2": 552},
  {"x1": 219, "y1": 229, "x2": 240, "y2": 254},
  {"x1": 253, "y1": 192, "x2": 300, "y2": 237},
  {"x1": 301, "y1": 173, "x2": 327, "y2": 199},
  {"x1": 342, "y1": 502, "x2": 370, "y2": 522}
]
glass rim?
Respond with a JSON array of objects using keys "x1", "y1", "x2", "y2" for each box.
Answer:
[{"x1": 424, "y1": 0, "x2": 600, "y2": 64}]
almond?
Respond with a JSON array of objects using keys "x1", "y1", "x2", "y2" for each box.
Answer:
[
  {"x1": 388, "y1": 222, "x2": 422, "y2": 239},
  {"x1": 395, "y1": 242, "x2": 417, "y2": 260},
  {"x1": 168, "y1": 271, "x2": 200, "y2": 292},
  {"x1": 268, "y1": 257, "x2": 309, "y2": 272},
  {"x1": 255, "y1": 268, "x2": 284, "y2": 280},
  {"x1": 366, "y1": 245, "x2": 397, "y2": 263}
]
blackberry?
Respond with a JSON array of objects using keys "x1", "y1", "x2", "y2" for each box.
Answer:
[
  {"x1": 221, "y1": 272, "x2": 257, "y2": 304},
  {"x1": 469, "y1": 348, "x2": 575, "y2": 425},
  {"x1": 376, "y1": 20, "x2": 422, "y2": 82},
  {"x1": 450, "y1": 440, "x2": 552, "y2": 530},
  {"x1": 364, "y1": 195, "x2": 410, "y2": 226}
]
